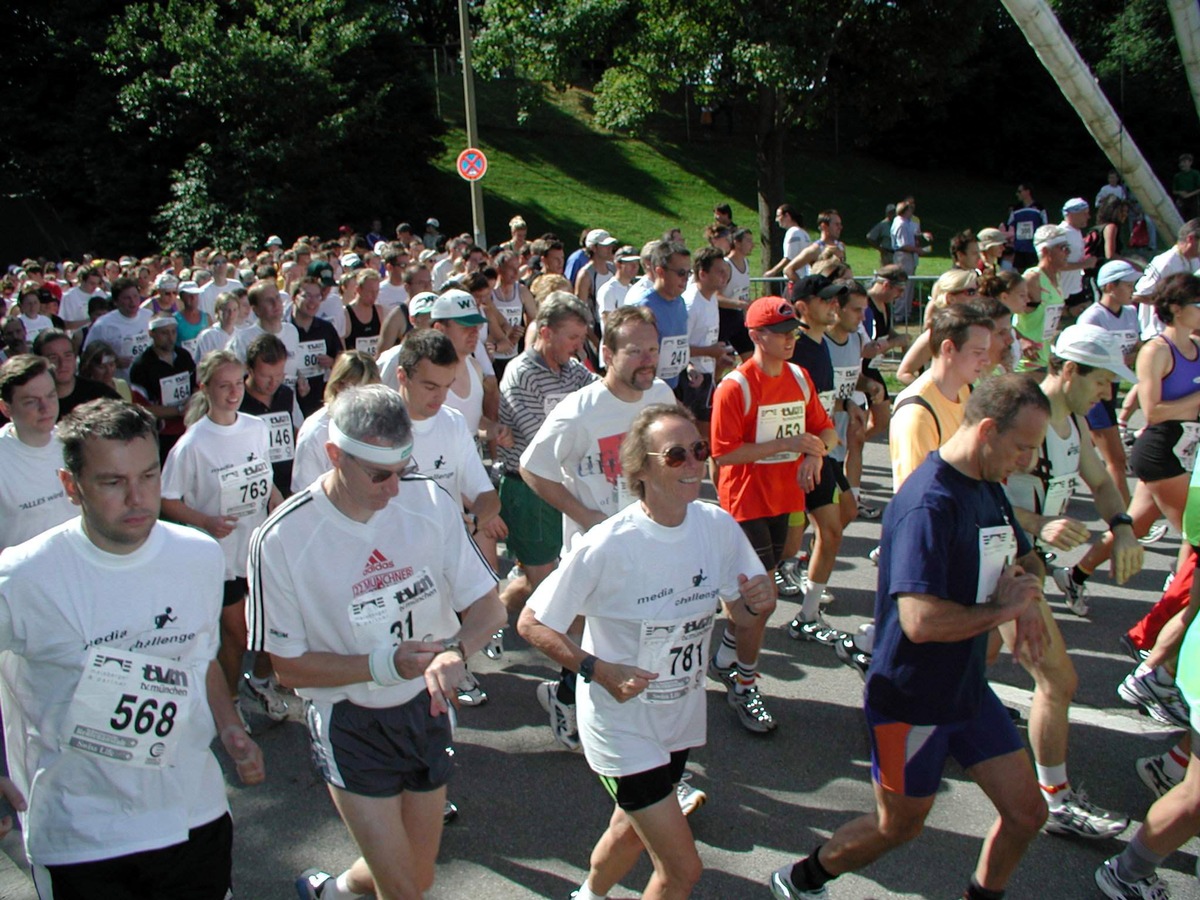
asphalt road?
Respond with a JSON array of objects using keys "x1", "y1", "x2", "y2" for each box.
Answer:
[{"x1": 209, "y1": 436, "x2": 1200, "y2": 900}]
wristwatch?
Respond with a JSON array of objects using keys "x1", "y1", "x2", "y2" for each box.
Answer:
[
  {"x1": 440, "y1": 638, "x2": 466, "y2": 661},
  {"x1": 1107, "y1": 513, "x2": 1134, "y2": 532},
  {"x1": 578, "y1": 654, "x2": 598, "y2": 684}
]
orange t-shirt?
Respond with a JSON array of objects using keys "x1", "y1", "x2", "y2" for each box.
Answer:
[{"x1": 711, "y1": 359, "x2": 834, "y2": 521}]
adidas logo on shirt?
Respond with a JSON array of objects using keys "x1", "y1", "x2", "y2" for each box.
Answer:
[{"x1": 362, "y1": 549, "x2": 394, "y2": 576}]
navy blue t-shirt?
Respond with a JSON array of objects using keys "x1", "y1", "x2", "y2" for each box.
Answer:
[
  {"x1": 790, "y1": 328, "x2": 833, "y2": 392},
  {"x1": 865, "y1": 452, "x2": 1031, "y2": 725}
]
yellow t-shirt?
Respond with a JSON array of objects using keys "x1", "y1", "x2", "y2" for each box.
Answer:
[{"x1": 889, "y1": 370, "x2": 970, "y2": 491}]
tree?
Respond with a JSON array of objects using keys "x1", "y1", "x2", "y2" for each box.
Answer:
[
  {"x1": 102, "y1": 0, "x2": 444, "y2": 250},
  {"x1": 474, "y1": 0, "x2": 982, "y2": 270}
]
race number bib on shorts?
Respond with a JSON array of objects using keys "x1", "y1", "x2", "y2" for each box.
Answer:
[
  {"x1": 297, "y1": 340, "x2": 326, "y2": 378},
  {"x1": 219, "y1": 459, "x2": 272, "y2": 518},
  {"x1": 159, "y1": 371, "x2": 191, "y2": 407},
  {"x1": 976, "y1": 525, "x2": 1017, "y2": 605},
  {"x1": 1042, "y1": 304, "x2": 1064, "y2": 344},
  {"x1": 263, "y1": 411, "x2": 295, "y2": 463},
  {"x1": 1042, "y1": 475, "x2": 1076, "y2": 517},
  {"x1": 818, "y1": 390, "x2": 837, "y2": 418},
  {"x1": 635, "y1": 612, "x2": 714, "y2": 704},
  {"x1": 64, "y1": 647, "x2": 195, "y2": 768},
  {"x1": 355, "y1": 335, "x2": 380, "y2": 358},
  {"x1": 756, "y1": 401, "x2": 805, "y2": 464},
  {"x1": 657, "y1": 335, "x2": 689, "y2": 381},
  {"x1": 1175, "y1": 422, "x2": 1200, "y2": 472}
]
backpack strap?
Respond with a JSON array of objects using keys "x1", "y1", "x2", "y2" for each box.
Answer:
[{"x1": 893, "y1": 395, "x2": 941, "y2": 443}]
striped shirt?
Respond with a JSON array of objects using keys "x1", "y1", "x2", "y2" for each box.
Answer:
[{"x1": 497, "y1": 348, "x2": 596, "y2": 473}]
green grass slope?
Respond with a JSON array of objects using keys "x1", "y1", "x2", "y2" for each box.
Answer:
[{"x1": 424, "y1": 82, "x2": 1070, "y2": 276}]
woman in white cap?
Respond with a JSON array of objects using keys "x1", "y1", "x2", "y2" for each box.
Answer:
[{"x1": 174, "y1": 280, "x2": 211, "y2": 359}]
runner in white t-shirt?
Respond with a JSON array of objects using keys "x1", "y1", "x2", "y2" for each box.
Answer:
[
  {"x1": 520, "y1": 403, "x2": 769, "y2": 900},
  {"x1": 0, "y1": 400, "x2": 263, "y2": 898},
  {"x1": 396, "y1": 329, "x2": 506, "y2": 709},
  {"x1": 161, "y1": 350, "x2": 286, "y2": 728},
  {"x1": 248, "y1": 384, "x2": 504, "y2": 900},
  {"x1": 292, "y1": 351, "x2": 381, "y2": 493},
  {"x1": 0, "y1": 356, "x2": 75, "y2": 550},
  {"x1": 82, "y1": 277, "x2": 153, "y2": 380}
]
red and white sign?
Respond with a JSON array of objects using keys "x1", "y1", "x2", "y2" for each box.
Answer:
[{"x1": 456, "y1": 148, "x2": 488, "y2": 182}]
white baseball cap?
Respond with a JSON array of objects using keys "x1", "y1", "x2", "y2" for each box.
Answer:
[
  {"x1": 1053, "y1": 324, "x2": 1136, "y2": 382},
  {"x1": 1097, "y1": 260, "x2": 1141, "y2": 287},
  {"x1": 430, "y1": 289, "x2": 487, "y2": 325}
]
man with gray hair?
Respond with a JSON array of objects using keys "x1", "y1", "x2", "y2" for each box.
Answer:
[
  {"x1": 1014, "y1": 223, "x2": 1071, "y2": 374},
  {"x1": 497, "y1": 292, "x2": 598, "y2": 620},
  {"x1": 249, "y1": 384, "x2": 503, "y2": 900}
]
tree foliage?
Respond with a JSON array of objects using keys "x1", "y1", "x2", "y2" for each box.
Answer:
[
  {"x1": 474, "y1": 0, "x2": 983, "y2": 265},
  {"x1": 1, "y1": 0, "x2": 449, "y2": 257}
]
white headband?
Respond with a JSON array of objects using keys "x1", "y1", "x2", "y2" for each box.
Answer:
[
  {"x1": 148, "y1": 317, "x2": 176, "y2": 332},
  {"x1": 328, "y1": 419, "x2": 413, "y2": 466}
]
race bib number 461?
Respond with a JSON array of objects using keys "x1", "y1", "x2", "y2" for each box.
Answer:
[{"x1": 64, "y1": 647, "x2": 194, "y2": 768}]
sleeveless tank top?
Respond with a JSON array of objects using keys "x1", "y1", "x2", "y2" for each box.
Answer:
[
  {"x1": 443, "y1": 357, "x2": 484, "y2": 435},
  {"x1": 1006, "y1": 414, "x2": 1082, "y2": 517},
  {"x1": 346, "y1": 304, "x2": 381, "y2": 355},
  {"x1": 1159, "y1": 335, "x2": 1200, "y2": 403},
  {"x1": 491, "y1": 284, "x2": 524, "y2": 361}
]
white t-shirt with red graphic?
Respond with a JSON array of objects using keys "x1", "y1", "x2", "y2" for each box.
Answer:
[{"x1": 519, "y1": 378, "x2": 675, "y2": 552}]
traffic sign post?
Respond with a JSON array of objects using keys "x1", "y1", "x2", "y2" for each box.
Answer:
[{"x1": 457, "y1": 148, "x2": 488, "y2": 182}]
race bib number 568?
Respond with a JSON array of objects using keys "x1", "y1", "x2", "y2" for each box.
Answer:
[{"x1": 64, "y1": 647, "x2": 194, "y2": 768}]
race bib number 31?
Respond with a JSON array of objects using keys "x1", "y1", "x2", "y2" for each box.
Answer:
[{"x1": 64, "y1": 647, "x2": 193, "y2": 768}]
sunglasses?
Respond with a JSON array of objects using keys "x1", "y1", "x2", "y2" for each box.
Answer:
[
  {"x1": 663, "y1": 267, "x2": 690, "y2": 278},
  {"x1": 648, "y1": 440, "x2": 711, "y2": 467},
  {"x1": 349, "y1": 453, "x2": 418, "y2": 483}
]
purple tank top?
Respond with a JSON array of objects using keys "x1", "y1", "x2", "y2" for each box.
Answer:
[{"x1": 1161, "y1": 336, "x2": 1200, "y2": 402}]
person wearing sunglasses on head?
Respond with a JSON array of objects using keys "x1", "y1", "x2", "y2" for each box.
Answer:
[
  {"x1": 633, "y1": 240, "x2": 692, "y2": 390},
  {"x1": 520, "y1": 402, "x2": 770, "y2": 900},
  {"x1": 708, "y1": 296, "x2": 836, "y2": 734},
  {"x1": 251, "y1": 384, "x2": 504, "y2": 900}
]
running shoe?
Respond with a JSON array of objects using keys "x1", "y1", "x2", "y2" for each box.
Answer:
[
  {"x1": 1094, "y1": 856, "x2": 1169, "y2": 900},
  {"x1": 708, "y1": 655, "x2": 736, "y2": 689},
  {"x1": 241, "y1": 673, "x2": 291, "y2": 721},
  {"x1": 856, "y1": 500, "x2": 882, "y2": 520},
  {"x1": 456, "y1": 671, "x2": 488, "y2": 707},
  {"x1": 774, "y1": 559, "x2": 804, "y2": 598},
  {"x1": 728, "y1": 684, "x2": 777, "y2": 733},
  {"x1": 1051, "y1": 566, "x2": 1089, "y2": 617},
  {"x1": 535, "y1": 680, "x2": 580, "y2": 751},
  {"x1": 484, "y1": 628, "x2": 505, "y2": 660},
  {"x1": 1119, "y1": 633, "x2": 1150, "y2": 664},
  {"x1": 787, "y1": 614, "x2": 843, "y2": 646},
  {"x1": 868, "y1": 545, "x2": 881, "y2": 566},
  {"x1": 675, "y1": 771, "x2": 707, "y2": 816},
  {"x1": 799, "y1": 574, "x2": 835, "y2": 605},
  {"x1": 1138, "y1": 523, "x2": 1169, "y2": 546},
  {"x1": 1044, "y1": 789, "x2": 1129, "y2": 839},
  {"x1": 834, "y1": 634, "x2": 872, "y2": 680},
  {"x1": 295, "y1": 868, "x2": 332, "y2": 900},
  {"x1": 769, "y1": 865, "x2": 829, "y2": 899},
  {"x1": 1136, "y1": 754, "x2": 1182, "y2": 799},
  {"x1": 1118, "y1": 668, "x2": 1191, "y2": 729},
  {"x1": 443, "y1": 800, "x2": 459, "y2": 824},
  {"x1": 235, "y1": 700, "x2": 253, "y2": 735}
]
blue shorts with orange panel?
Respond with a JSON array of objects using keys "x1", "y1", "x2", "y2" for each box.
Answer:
[{"x1": 864, "y1": 687, "x2": 1023, "y2": 798}]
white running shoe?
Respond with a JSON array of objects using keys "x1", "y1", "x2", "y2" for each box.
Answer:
[{"x1": 535, "y1": 680, "x2": 580, "y2": 751}]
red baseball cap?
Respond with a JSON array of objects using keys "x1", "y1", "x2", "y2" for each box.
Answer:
[{"x1": 745, "y1": 296, "x2": 800, "y2": 333}]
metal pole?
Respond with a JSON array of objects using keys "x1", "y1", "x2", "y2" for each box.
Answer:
[
  {"x1": 458, "y1": 0, "x2": 486, "y2": 246},
  {"x1": 433, "y1": 47, "x2": 442, "y2": 121}
]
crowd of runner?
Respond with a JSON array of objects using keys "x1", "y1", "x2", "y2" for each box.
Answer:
[{"x1": 2, "y1": 195, "x2": 1200, "y2": 899}]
